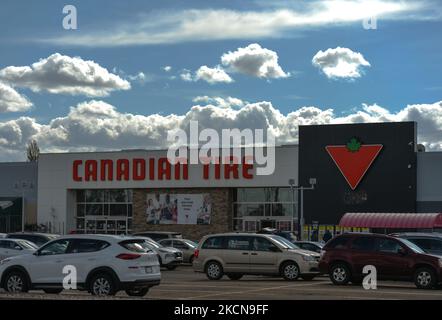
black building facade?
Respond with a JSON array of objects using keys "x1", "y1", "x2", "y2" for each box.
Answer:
[{"x1": 299, "y1": 122, "x2": 417, "y2": 226}]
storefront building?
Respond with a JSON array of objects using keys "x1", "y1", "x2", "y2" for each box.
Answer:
[
  {"x1": 0, "y1": 121, "x2": 432, "y2": 240},
  {"x1": 37, "y1": 145, "x2": 299, "y2": 240}
]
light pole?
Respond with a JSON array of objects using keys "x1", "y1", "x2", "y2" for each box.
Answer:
[
  {"x1": 13, "y1": 181, "x2": 34, "y2": 232},
  {"x1": 288, "y1": 178, "x2": 317, "y2": 240}
]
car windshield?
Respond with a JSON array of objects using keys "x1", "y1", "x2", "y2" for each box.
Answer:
[
  {"x1": 268, "y1": 235, "x2": 299, "y2": 249},
  {"x1": 183, "y1": 240, "x2": 197, "y2": 248},
  {"x1": 17, "y1": 240, "x2": 38, "y2": 249},
  {"x1": 144, "y1": 239, "x2": 163, "y2": 249},
  {"x1": 398, "y1": 238, "x2": 426, "y2": 254}
]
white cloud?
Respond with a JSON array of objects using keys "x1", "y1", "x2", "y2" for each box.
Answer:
[
  {"x1": 0, "y1": 53, "x2": 131, "y2": 97},
  {"x1": 163, "y1": 66, "x2": 172, "y2": 72},
  {"x1": 180, "y1": 69, "x2": 193, "y2": 82},
  {"x1": 38, "y1": 1, "x2": 433, "y2": 46},
  {"x1": 312, "y1": 47, "x2": 371, "y2": 79},
  {"x1": 195, "y1": 66, "x2": 233, "y2": 84},
  {"x1": 1, "y1": 99, "x2": 442, "y2": 161},
  {"x1": 0, "y1": 82, "x2": 33, "y2": 113},
  {"x1": 221, "y1": 43, "x2": 289, "y2": 79},
  {"x1": 192, "y1": 96, "x2": 246, "y2": 109}
]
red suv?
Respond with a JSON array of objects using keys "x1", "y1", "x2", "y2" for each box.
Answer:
[{"x1": 319, "y1": 233, "x2": 442, "y2": 289}]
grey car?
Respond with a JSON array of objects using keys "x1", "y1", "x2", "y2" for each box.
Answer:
[
  {"x1": 159, "y1": 239, "x2": 198, "y2": 263},
  {"x1": 0, "y1": 238, "x2": 38, "y2": 260},
  {"x1": 392, "y1": 232, "x2": 442, "y2": 257}
]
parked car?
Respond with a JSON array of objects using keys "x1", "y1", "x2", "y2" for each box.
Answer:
[
  {"x1": 193, "y1": 233, "x2": 320, "y2": 281},
  {"x1": 0, "y1": 239, "x2": 38, "y2": 260},
  {"x1": 294, "y1": 241, "x2": 324, "y2": 253},
  {"x1": 391, "y1": 233, "x2": 442, "y2": 257},
  {"x1": 319, "y1": 233, "x2": 442, "y2": 289},
  {"x1": 6, "y1": 232, "x2": 59, "y2": 247},
  {"x1": 135, "y1": 237, "x2": 183, "y2": 270},
  {"x1": 132, "y1": 231, "x2": 182, "y2": 242},
  {"x1": 257, "y1": 228, "x2": 297, "y2": 242},
  {"x1": 158, "y1": 238, "x2": 198, "y2": 263},
  {"x1": 0, "y1": 234, "x2": 7, "y2": 239},
  {"x1": 0, "y1": 234, "x2": 161, "y2": 296}
]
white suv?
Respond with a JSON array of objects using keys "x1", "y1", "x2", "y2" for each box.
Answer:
[{"x1": 0, "y1": 234, "x2": 161, "y2": 296}]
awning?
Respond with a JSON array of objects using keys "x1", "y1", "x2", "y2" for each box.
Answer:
[{"x1": 339, "y1": 212, "x2": 442, "y2": 229}]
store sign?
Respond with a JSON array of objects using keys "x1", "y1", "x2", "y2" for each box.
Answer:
[
  {"x1": 145, "y1": 193, "x2": 211, "y2": 225},
  {"x1": 72, "y1": 157, "x2": 254, "y2": 182},
  {"x1": 325, "y1": 138, "x2": 383, "y2": 190}
]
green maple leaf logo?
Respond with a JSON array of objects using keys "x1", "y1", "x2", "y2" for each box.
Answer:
[{"x1": 346, "y1": 137, "x2": 361, "y2": 152}]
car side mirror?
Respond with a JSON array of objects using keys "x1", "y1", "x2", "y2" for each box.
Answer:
[
  {"x1": 398, "y1": 247, "x2": 407, "y2": 255},
  {"x1": 33, "y1": 251, "x2": 40, "y2": 256},
  {"x1": 269, "y1": 246, "x2": 280, "y2": 252}
]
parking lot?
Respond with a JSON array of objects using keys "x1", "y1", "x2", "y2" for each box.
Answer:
[{"x1": 1, "y1": 265, "x2": 442, "y2": 300}]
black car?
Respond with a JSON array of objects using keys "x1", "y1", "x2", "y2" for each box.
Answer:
[
  {"x1": 391, "y1": 232, "x2": 442, "y2": 257},
  {"x1": 6, "y1": 232, "x2": 60, "y2": 247}
]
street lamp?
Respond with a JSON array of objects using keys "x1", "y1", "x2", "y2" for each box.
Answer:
[
  {"x1": 288, "y1": 178, "x2": 317, "y2": 240},
  {"x1": 13, "y1": 180, "x2": 34, "y2": 232}
]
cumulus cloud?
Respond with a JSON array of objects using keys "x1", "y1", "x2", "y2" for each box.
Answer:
[
  {"x1": 0, "y1": 82, "x2": 33, "y2": 113},
  {"x1": 0, "y1": 53, "x2": 131, "y2": 97},
  {"x1": 312, "y1": 47, "x2": 371, "y2": 79},
  {"x1": 221, "y1": 43, "x2": 289, "y2": 79},
  {"x1": 163, "y1": 66, "x2": 172, "y2": 72},
  {"x1": 180, "y1": 66, "x2": 233, "y2": 84},
  {"x1": 195, "y1": 66, "x2": 233, "y2": 84},
  {"x1": 1, "y1": 99, "x2": 442, "y2": 161},
  {"x1": 38, "y1": 1, "x2": 432, "y2": 46},
  {"x1": 192, "y1": 96, "x2": 246, "y2": 109}
]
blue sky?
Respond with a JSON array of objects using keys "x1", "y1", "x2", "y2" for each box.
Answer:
[{"x1": 0, "y1": 0, "x2": 441, "y2": 160}]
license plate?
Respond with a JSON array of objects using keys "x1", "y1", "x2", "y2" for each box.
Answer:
[{"x1": 145, "y1": 266, "x2": 152, "y2": 273}]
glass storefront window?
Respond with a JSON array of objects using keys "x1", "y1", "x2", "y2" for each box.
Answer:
[
  {"x1": 85, "y1": 190, "x2": 104, "y2": 203},
  {"x1": 75, "y1": 189, "x2": 133, "y2": 234}
]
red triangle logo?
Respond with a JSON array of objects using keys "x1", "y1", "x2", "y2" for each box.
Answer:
[{"x1": 326, "y1": 142, "x2": 383, "y2": 190}]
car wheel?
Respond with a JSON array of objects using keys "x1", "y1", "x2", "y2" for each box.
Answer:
[
  {"x1": 414, "y1": 267, "x2": 436, "y2": 289},
  {"x1": 205, "y1": 261, "x2": 223, "y2": 280},
  {"x1": 43, "y1": 288, "x2": 63, "y2": 294},
  {"x1": 281, "y1": 261, "x2": 300, "y2": 281},
  {"x1": 166, "y1": 265, "x2": 177, "y2": 270},
  {"x1": 125, "y1": 288, "x2": 149, "y2": 297},
  {"x1": 226, "y1": 274, "x2": 243, "y2": 280},
  {"x1": 89, "y1": 273, "x2": 117, "y2": 296},
  {"x1": 4, "y1": 271, "x2": 29, "y2": 293},
  {"x1": 301, "y1": 275, "x2": 315, "y2": 281},
  {"x1": 329, "y1": 263, "x2": 351, "y2": 285}
]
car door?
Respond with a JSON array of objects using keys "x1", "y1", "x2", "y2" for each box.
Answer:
[
  {"x1": 375, "y1": 238, "x2": 411, "y2": 279},
  {"x1": 29, "y1": 239, "x2": 72, "y2": 284},
  {"x1": 249, "y1": 236, "x2": 279, "y2": 274},
  {"x1": 223, "y1": 236, "x2": 252, "y2": 273},
  {"x1": 65, "y1": 239, "x2": 110, "y2": 284},
  {"x1": 348, "y1": 237, "x2": 378, "y2": 277}
]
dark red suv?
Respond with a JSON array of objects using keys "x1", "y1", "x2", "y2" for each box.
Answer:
[{"x1": 318, "y1": 233, "x2": 442, "y2": 289}]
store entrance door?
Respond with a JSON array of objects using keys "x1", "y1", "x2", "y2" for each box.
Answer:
[
  {"x1": 260, "y1": 219, "x2": 276, "y2": 229},
  {"x1": 242, "y1": 217, "x2": 294, "y2": 232},
  {"x1": 79, "y1": 216, "x2": 129, "y2": 234}
]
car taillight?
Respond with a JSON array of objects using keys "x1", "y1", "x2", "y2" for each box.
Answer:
[
  {"x1": 194, "y1": 249, "x2": 199, "y2": 259},
  {"x1": 116, "y1": 253, "x2": 141, "y2": 260}
]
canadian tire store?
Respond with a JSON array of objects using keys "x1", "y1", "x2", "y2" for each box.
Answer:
[
  {"x1": 34, "y1": 122, "x2": 442, "y2": 240},
  {"x1": 37, "y1": 146, "x2": 299, "y2": 240}
]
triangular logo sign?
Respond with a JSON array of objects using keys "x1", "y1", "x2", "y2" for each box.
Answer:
[{"x1": 326, "y1": 138, "x2": 383, "y2": 190}]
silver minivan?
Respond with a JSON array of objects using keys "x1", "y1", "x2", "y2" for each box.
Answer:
[{"x1": 193, "y1": 233, "x2": 320, "y2": 281}]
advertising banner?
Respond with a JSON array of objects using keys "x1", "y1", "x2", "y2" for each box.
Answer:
[{"x1": 146, "y1": 193, "x2": 211, "y2": 225}]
